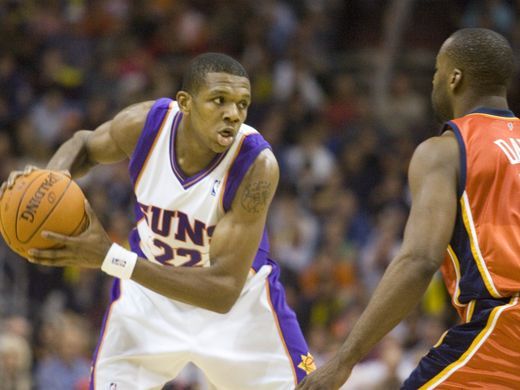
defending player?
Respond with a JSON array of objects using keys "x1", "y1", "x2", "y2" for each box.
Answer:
[
  {"x1": 297, "y1": 28, "x2": 520, "y2": 389},
  {"x1": 1, "y1": 53, "x2": 315, "y2": 389}
]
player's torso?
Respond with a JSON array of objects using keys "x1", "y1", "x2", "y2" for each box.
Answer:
[
  {"x1": 441, "y1": 108, "x2": 520, "y2": 309},
  {"x1": 129, "y1": 99, "x2": 260, "y2": 267}
]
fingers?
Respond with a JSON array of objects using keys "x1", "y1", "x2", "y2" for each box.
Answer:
[
  {"x1": 0, "y1": 182, "x2": 6, "y2": 199},
  {"x1": 27, "y1": 247, "x2": 73, "y2": 267},
  {"x1": 5, "y1": 165, "x2": 41, "y2": 189},
  {"x1": 27, "y1": 256, "x2": 71, "y2": 267},
  {"x1": 28, "y1": 248, "x2": 68, "y2": 260},
  {"x1": 84, "y1": 199, "x2": 98, "y2": 225},
  {"x1": 23, "y1": 165, "x2": 38, "y2": 175},
  {"x1": 41, "y1": 230, "x2": 72, "y2": 244}
]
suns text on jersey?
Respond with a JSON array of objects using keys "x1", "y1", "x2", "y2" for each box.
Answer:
[{"x1": 137, "y1": 202, "x2": 216, "y2": 266}]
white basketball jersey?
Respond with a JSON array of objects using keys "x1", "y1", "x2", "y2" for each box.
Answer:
[{"x1": 128, "y1": 98, "x2": 270, "y2": 268}]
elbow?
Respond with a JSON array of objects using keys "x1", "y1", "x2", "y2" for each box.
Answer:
[
  {"x1": 213, "y1": 288, "x2": 240, "y2": 314},
  {"x1": 394, "y1": 253, "x2": 441, "y2": 279},
  {"x1": 208, "y1": 280, "x2": 242, "y2": 314}
]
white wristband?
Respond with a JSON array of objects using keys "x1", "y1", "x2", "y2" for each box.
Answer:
[{"x1": 101, "y1": 243, "x2": 138, "y2": 280}]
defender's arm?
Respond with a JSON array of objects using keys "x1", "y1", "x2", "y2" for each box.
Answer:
[{"x1": 297, "y1": 133, "x2": 460, "y2": 389}]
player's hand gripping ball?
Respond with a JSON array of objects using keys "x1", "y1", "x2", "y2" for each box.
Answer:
[{"x1": 0, "y1": 169, "x2": 88, "y2": 258}]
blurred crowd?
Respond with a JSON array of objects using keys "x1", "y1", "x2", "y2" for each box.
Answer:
[{"x1": 1, "y1": 1, "x2": 520, "y2": 389}]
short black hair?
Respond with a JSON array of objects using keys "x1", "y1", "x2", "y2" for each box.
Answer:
[
  {"x1": 181, "y1": 52, "x2": 249, "y2": 94},
  {"x1": 445, "y1": 28, "x2": 514, "y2": 92}
]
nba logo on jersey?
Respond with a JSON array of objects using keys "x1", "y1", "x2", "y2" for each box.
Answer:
[{"x1": 211, "y1": 179, "x2": 221, "y2": 196}]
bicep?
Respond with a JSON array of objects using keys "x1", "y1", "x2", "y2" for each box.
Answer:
[
  {"x1": 209, "y1": 150, "x2": 279, "y2": 279},
  {"x1": 400, "y1": 137, "x2": 459, "y2": 267},
  {"x1": 85, "y1": 101, "x2": 154, "y2": 164}
]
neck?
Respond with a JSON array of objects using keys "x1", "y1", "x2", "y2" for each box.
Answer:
[
  {"x1": 454, "y1": 93, "x2": 509, "y2": 118},
  {"x1": 176, "y1": 119, "x2": 217, "y2": 176}
]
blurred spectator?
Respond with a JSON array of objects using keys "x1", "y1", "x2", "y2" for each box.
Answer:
[
  {"x1": 282, "y1": 118, "x2": 337, "y2": 202},
  {"x1": 0, "y1": 332, "x2": 32, "y2": 390},
  {"x1": 35, "y1": 313, "x2": 91, "y2": 390},
  {"x1": 269, "y1": 188, "x2": 319, "y2": 274},
  {"x1": 378, "y1": 72, "x2": 428, "y2": 136},
  {"x1": 461, "y1": 0, "x2": 515, "y2": 38}
]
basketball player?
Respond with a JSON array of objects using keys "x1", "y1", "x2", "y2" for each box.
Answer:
[
  {"x1": 2, "y1": 53, "x2": 315, "y2": 389},
  {"x1": 297, "y1": 28, "x2": 520, "y2": 389}
]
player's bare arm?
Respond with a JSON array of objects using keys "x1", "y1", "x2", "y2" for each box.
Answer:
[
  {"x1": 47, "y1": 101, "x2": 154, "y2": 176},
  {"x1": 29, "y1": 149, "x2": 280, "y2": 313},
  {"x1": 0, "y1": 101, "x2": 153, "y2": 198},
  {"x1": 297, "y1": 133, "x2": 460, "y2": 390}
]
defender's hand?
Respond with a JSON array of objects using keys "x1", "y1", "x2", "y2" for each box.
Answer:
[
  {"x1": 296, "y1": 356, "x2": 351, "y2": 390},
  {"x1": 27, "y1": 200, "x2": 113, "y2": 268}
]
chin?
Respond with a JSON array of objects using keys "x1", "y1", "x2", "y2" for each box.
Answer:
[{"x1": 212, "y1": 143, "x2": 230, "y2": 154}]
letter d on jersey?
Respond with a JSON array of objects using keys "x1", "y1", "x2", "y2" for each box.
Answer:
[{"x1": 494, "y1": 138, "x2": 520, "y2": 164}]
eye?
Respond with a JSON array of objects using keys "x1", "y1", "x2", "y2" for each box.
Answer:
[
  {"x1": 213, "y1": 97, "x2": 224, "y2": 105},
  {"x1": 238, "y1": 101, "x2": 249, "y2": 110}
]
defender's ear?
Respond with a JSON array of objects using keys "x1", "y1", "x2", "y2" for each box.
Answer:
[
  {"x1": 450, "y1": 68, "x2": 463, "y2": 92},
  {"x1": 176, "y1": 91, "x2": 191, "y2": 114}
]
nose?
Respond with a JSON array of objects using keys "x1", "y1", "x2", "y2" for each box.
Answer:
[{"x1": 223, "y1": 104, "x2": 240, "y2": 123}]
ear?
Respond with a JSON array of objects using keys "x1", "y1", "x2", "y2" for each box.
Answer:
[
  {"x1": 176, "y1": 91, "x2": 192, "y2": 114},
  {"x1": 450, "y1": 68, "x2": 463, "y2": 92}
]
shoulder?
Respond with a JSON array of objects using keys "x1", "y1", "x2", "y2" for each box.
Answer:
[
  {"x1": 114, "y1": 100, "x2": 156, "y2": 126},
  {"x1": 110, "y1": 100, "x2": 156, "y2": 156},
  {"x1": 409, "y1": 132, "x2": 460, "y2": 186},
  {"x1": 244, "y1": 148, "x2": 279, "y2": 183},
  {"x1": 411, "y1": 132, "x2": 459, "y2": 172},
  {"x1": 232, "y1": 149, "x2": 279, "y2": 217}
]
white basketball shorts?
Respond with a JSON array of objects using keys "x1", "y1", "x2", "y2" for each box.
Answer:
[{"x1": 89, "y1": 263, "x2": 314, "y2": 389}]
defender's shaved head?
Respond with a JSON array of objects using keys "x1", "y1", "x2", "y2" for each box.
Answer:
[{"x1": 442, "y1": 28, "x2": 514, "y2": 93}]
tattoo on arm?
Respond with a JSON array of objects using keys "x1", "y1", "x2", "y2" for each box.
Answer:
[{"x1": 241, "y1": 181, "x2": 271, "y2": 213}]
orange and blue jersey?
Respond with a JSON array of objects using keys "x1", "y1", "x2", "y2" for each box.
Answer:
[{"x1": 403, "y1": 107, "x2": 520, "y2": 389}]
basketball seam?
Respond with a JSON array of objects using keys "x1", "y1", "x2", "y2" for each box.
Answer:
[
  {"x1": 14, "y1": 171, "x2": 48, "y2": 244},
  {"x1": 70, "y1": 211, "x2": 88, "y2": 236},
  {"x1": 16, "y1": 174, "x2": 74, "y2": 244}
]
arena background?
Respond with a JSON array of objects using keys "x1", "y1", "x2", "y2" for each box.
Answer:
[{"x1": 0, "y1": 1, "x2": 519, "y2": 389}]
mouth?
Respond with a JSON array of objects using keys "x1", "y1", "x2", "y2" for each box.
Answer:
[{"x1": 216, "y1": 128, "x2": 236, "y2": 147}]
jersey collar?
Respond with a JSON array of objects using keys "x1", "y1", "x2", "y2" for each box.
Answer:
[{"x1": 468, "y1": 107, "x2": 516, "y2": 118}]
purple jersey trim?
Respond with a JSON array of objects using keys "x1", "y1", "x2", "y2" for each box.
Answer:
[
  {"x1": 128, "y1": 201, "x2": 150, "y2": 259},
  {"x1": 266, "y1": 260, "x2": 311, "y2": 384},
  {"x1": 222, "y1": 133, "x2": 271, "y2": 212},
  {"x1": 169, "y1": 122, "x2": 229, "y2": 189},
  {"x1": 129, "y1": 98, "x2": 174, "y2": 187}
]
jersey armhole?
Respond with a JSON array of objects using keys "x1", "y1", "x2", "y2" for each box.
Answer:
[
  {"x1": 129, "y1": 98, "x2": 174, "y2": 186},
  {"x1": 221, "y1": 134, "x2": 271, "y2": 212},
  {"x1": 444, "y1": 121, "x2": 466, "y2": 199}
]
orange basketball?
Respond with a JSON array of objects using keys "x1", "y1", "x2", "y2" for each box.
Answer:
[{"x1": 0, "y1": 169, "x2": 88, "y2": 258}]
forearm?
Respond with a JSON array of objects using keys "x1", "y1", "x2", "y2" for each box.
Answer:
[
  {"x1": 338, "y1": 255, "x2": 437, "y2": 366},
  {"x1": 46, "y1": 130, "x2": 96, "y2": 178},
  {"x1": 131, "y1": 258, "x2": 238, "y2": 313}
]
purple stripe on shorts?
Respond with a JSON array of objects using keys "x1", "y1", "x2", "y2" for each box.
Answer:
[
  {"x1": 129, "y1": 98, "x2": 173, "y2": 186},
  {"x1": 267, "y1": 259, "x2": 311, "y2": 384},
  {"x1": 222, "y1": 133, "x2": 270, "y2": 212},
  {"x1": 89, "y1": 279, "x2": 121, "y2": 389}
]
